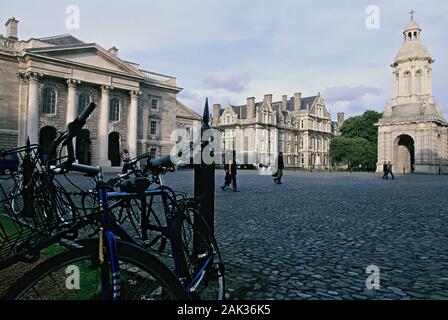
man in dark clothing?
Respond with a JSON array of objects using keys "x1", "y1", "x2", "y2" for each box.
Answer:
[
  {"x1": 273, "y1": 152, "x2": 284, "y2": 184},
  {"x1": 121, "y1": 149, "x2": 131, "y2": 174},
  {"x1": 221, "y1": 151, "x2": 238, "y2": 192},
  {"x1": 382, "y1": 161, "x2": 388, "y2": 179},
  {"x1": 387, "y1": 161, "x2": 395, "y2": 180}
]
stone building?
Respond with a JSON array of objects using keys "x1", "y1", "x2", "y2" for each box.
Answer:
[
  {"x1": 212, "y1": 92, "x2": 333, "y2": 169},
  {"x1": 0, "y1": 17, "x2": 199, "y2": 167},
  {"x1": 377, "y1": 17, "x2": 448, "y2": 174}
]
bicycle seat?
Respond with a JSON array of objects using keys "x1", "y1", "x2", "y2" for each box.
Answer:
[
  {"x1": 147, "y1": 155, "x2": 174, "y2": 169},
  {"x1": 119, "y1": 177, "x2": 150, "y2": 193}
]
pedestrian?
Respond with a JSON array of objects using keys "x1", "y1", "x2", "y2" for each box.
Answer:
[
  {"x1": 221, "y1": 151, "x2": 239, "y2": 192},
  {"x1": 387, "y1": 161, "x2": 395, "y2": 180},
  {"x1": 121, "y1": 149, "x2": 131, "y2": 174},
  {"x1": 273, "y1": 152, "x2": 284, "y2": 184},
  {"x1": 382, "y1": 161, "x2": 388, "y2": 179}
]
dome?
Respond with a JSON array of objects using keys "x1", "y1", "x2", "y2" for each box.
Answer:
[
  {"x1": 404, "y1": 20, "x2": 421, "y2": 33},
  {"x1": 395, "y1": 40, "x2": 431, "y2": 62}
]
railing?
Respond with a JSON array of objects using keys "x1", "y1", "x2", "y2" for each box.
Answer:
[{"x1": 140, "y1": 69, "x2": 177, "y2": 87}]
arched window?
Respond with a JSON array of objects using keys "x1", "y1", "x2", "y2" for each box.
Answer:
[
  {"x1": 109, "y1": 98, "x2": 120, "y2": 122},
  {"x1": 78, "y1": 93, "x2": 91, "y2": 115},
  {"x1": 408, "y1": 32, "x2": 412, "y2": 40},
  {"x1": 42, "y1": 87, "x2": 57, "y2": 114},
  {"x1": 415, "y1": 70, "x2": 423, "y2": 95},
  {"x1": 414, "y1": 31, "x2": 418, "y2": 39},
  {"x1": 404, "y1": 71, "x2": 411, "y2": 96}
]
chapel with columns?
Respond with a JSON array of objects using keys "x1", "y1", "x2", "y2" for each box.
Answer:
[
  {"x1": 377, "y1": 14, "x2": 448, "y2": 175},
  {"x1": 0, "y1": 17, "x2": 200, "y2": 167}
]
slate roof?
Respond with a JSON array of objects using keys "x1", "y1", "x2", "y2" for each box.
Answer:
[
  {"x1": 38, "y1": 34, "x2": 84, "y2": 46},
  {"x1": 219, "y1": 95, "x2": 318, "y2": 120}
]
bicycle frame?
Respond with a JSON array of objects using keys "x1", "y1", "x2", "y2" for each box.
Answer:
[{"x1": 105, "y1": 185, "x2": 216, "y2": 295}]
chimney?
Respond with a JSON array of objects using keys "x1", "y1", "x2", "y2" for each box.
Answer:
[
  {"x1": 337, "y1": 112, "x2": 345, "y2": 128},
  {"x1": 108, "y1": 46, "x2": 119, "y2": 56},
  {"x1": 212, "y1": 104, "x2": 221, "y2": 126},
  {"x1": 247, "y1": 97, "x2": 255, "y2": 119},
  {"x1": 5, "y1": 17, "x2": 19, "y2": 40},
  {"x1": 294, "y1": 92, "x2": 302, "y2": 110},
  {"x1": 264, "y1": 94, "x2": 273, "y2": 105},
  {"x1": 281, "y1": 95, "x2": 288, "y2": 112}
]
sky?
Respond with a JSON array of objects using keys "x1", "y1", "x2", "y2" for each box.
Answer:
[{"x1": 1, "y1": 0, "x2": 447, "y2": 120}]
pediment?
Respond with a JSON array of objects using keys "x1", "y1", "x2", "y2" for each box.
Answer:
[
  {"x1": 26, "y1": 45, "x2": 142, "y2": 77},
  {"x1": 223, "y1": 106, "x2": 237, "y2": 117},
  {"x1": 176, "y1": 100, "x2": 201, "y2": 120},
  {"x1": 259, "y1": 101, "x2": 273, "y2": 113}
]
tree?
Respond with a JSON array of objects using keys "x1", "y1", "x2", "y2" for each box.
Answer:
[
  {"x1": 340, "y1": 111, "x2": 382, "y2": 145},
  {"x1": 330, "y1": 137, "x2": 375, "y2": 165},
  {"x1": 330, "y1": 111, "x2": 382, "y2": 167}
]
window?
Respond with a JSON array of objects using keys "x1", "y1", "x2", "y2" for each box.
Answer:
[
  {"x1": 42, "y1": 87, "x2": 56, "y2": 114},
  {"x1": 78, "y1": 93, "x2": 91, "y2": 115},
  {"x1": 416, "y1": 70, "x2": 423, "y2": 94},
  {"x1": 109, "y1": 98, "x2": 120, "y2": 122},
  {"x1": 150, "y1": 147, "x2": 157, "y2": 160},
  {"x1": 150, "y1": 120, "x2": 157, "y2": 135},
  {"x1": 404, "y1": 71, "x2": 411, "y2": 96},
  {"x1": 150, "y1": 98, "x2": 159, "y2": 110}
]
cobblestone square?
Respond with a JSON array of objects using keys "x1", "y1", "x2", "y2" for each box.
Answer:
[{"x1": 163, "y1": 170, "x2": 448, "y2": 300}]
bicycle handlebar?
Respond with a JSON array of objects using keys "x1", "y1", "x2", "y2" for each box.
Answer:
[{"x1": 50, "y1": 102, "x2": 100, "y2": 175}]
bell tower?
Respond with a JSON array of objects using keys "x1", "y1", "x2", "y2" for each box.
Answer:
[{"x1": 377, "y1": 13, "x2": 448, "y2": 175}]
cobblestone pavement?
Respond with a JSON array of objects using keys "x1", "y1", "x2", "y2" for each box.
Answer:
[{"x1": 68, "y1": 170, "x2": 448, "y2": 300}]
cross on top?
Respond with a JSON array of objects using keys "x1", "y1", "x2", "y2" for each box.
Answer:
[{"x1": 410, "y1": 9, "x2": 416, "y2": 21}]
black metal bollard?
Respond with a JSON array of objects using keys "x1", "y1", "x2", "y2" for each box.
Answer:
[
  {"x1": 194, "y1": 98, "x2": 215, "y2": 252},
  {"x1": 22, "y1": 138, "x2": 35, "y2": 218}
]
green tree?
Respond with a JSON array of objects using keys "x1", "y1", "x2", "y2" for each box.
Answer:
[
  {"x1": 330, "y1": 111, "x2": 382, "y2": 167},
  {"x1": 340, "y1": 110, "x2": 382, "y2": 145}
]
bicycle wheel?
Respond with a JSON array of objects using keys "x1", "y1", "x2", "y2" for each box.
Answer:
[
  {"x1": 5, "y1": 240, "x2": 190, "y2": 300},
  {"x1": 174, "y1": 201, "x2": 225, "y2": 300}
]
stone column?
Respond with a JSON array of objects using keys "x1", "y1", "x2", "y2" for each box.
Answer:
[
  {"x1": 26, "y1": 72, "x2": 40, "y2": 145},
  {"x1": 98, "y1": 85, "x2": 112, "y2": 166},
  {"x1": 17, "y1": 73, "x2": 28, "y2": 147},
  {"x1": 66, "y1": 79, "x2": 80, "y2": 157},
  {"x1": 66, "y1": 79, "x2": 80, "y2": 123},
  {"x1": 128, "y1": 90, "x2": 140, "y2": 158}
]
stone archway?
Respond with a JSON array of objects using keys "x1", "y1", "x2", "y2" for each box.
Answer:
[
  {"x1": 76, "y1": 129, "x2": 92, "y2": 165},
  {"x1": 108, "y1": 132, "x2": 121, "y2": 167},
  {"x1": 39, "y1": 126, "x2": 57, "y2": 163},
  {"x1": 395, "y1": 134, "x2": 415, "y2": 174}
]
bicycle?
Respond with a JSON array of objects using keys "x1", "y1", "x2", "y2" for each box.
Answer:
[
  {"x1": 2, "y1": 103, "x2": 190, "y2": 300},
  {"x1": 78, "y1": 153, "x2": 225, "y2": 300}
]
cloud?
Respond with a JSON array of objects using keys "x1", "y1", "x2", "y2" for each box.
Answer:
[
  {"x1": 323, "y1": 85, "x2": 381, "y2": 103},
  {"x1": 202, "y1": 72, "x2": 251, "y2": 93}
]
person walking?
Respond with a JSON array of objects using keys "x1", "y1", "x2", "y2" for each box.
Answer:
[
  {"x1": 121, "y1": 149, "x2": 131, "y2": 174},
  {"x1": 273, "y1": 152, "x2": 284, "y2": 184},
  {"x1": 221, "y1": 151, "x2": 239, "y2": 192},
  {"x1": 387, "y1": 161, "x2": 395, "y2": 180},
  {"x1": 382, "y1": 161, "x2": 388, "y2": 179}
]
